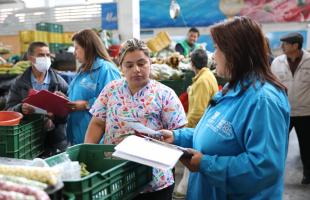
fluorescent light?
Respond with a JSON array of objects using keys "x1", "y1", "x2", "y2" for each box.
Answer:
[
  {"x1": 33, "y1": 12, "x2": 44, "y2": 15},
  {"x1": 22, "y1": 0, "x2": 45, "y2": 8},
  {"x1": 85, "y1": 0, "x2": 114, "y2": 3}
]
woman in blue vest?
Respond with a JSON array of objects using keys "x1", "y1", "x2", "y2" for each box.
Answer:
[
  {"x1": 162, "y1": 17, "x2": 290, "y2": 200},
  {"x1": 66, "y1": 29, "x2": 121, "y2": 145}
]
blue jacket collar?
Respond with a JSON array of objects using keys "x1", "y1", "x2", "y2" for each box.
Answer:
[
  {"x1": 212, "y1": 78, "x2": 263, "y2": 104},
  {"x1": 78, "y1": 57, "x2": 102, "y2": 73},
  {"x1": 92, "y1": 57, "x2": 102, "y2": 70}
]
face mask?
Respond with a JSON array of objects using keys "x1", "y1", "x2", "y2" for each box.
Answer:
[{"x1": 34, "y1": 57, "x2": 51, "y2": 72}]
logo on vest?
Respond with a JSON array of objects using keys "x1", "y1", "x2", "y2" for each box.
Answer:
[
  {"x1": 216, "y1": 119, "x2": 233, "y2": 138},
  {"x1": 206, "y1": 111, "x2": 233, "y2": 138}
]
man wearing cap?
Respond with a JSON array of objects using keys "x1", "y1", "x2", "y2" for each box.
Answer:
[{"x1": 271, "y1": 32, "x2": 310, "y2": 184}]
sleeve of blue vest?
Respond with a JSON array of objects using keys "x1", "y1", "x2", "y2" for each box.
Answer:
[
  {"x1": 198, "y1": 97, "x2": 289, "y2": 194},
  {"x1": 173, "y1": 128, "x2": 195, "y2": 148}
]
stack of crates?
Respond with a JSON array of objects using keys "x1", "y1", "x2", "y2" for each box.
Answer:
[
  {"x1": 63, "y1": 32, "x2": 74, "y2": 49},
  {"x1": 147, "y1": 31, "x2": 172, "y2": 53},
  {"x1": 19, "y1": 31, "x2": 49, "y2": 54},
  {"x1": 19, "y1": 22, "x2": 70, "y2": 54},
  {"x1": 0, "y1": 115, "x2": 45, "y2": 159},
  {"x1": 36, "y1": 22, "x2": 64, "y2": 53}
]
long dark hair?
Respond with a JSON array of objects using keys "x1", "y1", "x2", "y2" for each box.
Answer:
[
  {"x1": 210, "y1": 16, "x2": 286, "y2": 93},
  {"x1": 72, "y1": 29, "x2": 112, "y2": 71}
]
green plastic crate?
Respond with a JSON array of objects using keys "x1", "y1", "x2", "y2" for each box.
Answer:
[
  {"x1": 36, "y1": 22, "x2": 64, "y2": 33},
  {"x1": 49, "y1": 43, "x2": 64, "y2": 53},
  {"x1": 0, "y1": 115, "x2": 45, "y2": 159},
  {"x1": 45, "y1": 144, "x2": 153, "y2": 200},
  {"x1": 159, "y1": 70, "x2": 195, "y2": 97}
]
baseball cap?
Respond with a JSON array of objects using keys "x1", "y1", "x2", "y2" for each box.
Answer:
[{"x1": 280, "y1": 32, "x2": 303, "y2": 44}]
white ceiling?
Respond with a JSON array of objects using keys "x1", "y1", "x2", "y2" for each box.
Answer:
[
  {"x1": 0, "y1": 0, "x2": 114, "y2": 7},
  {"x1": 0, "y1": 0, "x2": 22, "y2": 4},
  {"x1": 0, "y1": 0, "x2": 114, "y2": 35}
]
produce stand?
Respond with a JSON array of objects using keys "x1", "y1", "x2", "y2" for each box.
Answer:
[
  {"x1": 0, "y1": 157, "x2": 63, "y2": 199},
  {"x1": 158, "y1": 70, "x2": 195, "y2": 96},
  {"x1": 45, "y1": 144, "x2": 153, "y2": 200}
]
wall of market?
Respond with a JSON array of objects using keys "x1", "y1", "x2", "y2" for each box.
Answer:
[
  {"x1": 1, "y1": 1, "x2": 310, "y2": 56},
  {"x1": 146, "y1": 22, "x2": 310, "y2": 55}
]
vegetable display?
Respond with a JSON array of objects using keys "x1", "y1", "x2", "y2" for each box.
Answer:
[
  {"x1": 0, "y1": 174, "x2": 48, "y2": 190},
  {"x1": 0, "y1": 190, "x2": 35, "y2": 200},
  {"x1": 0, "y1": 181, "x2": 50, "y2": 200},
  {"x1": 0, "y1": 164, "x2": 58, "y2": 186},
  {"x1": 80, "y1": 162, "x2": 90, "y2": 177}
]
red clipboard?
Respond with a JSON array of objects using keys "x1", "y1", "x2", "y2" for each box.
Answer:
[{"x1": 23, "y1": 90, "x2": 70, "y2": 117}]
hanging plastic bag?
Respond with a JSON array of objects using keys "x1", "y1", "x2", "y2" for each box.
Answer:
[{"x1": 170, "y1": 0, "x2": 180, "y2": 19}]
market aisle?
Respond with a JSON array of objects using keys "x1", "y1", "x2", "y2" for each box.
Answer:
[
  {"x1": 173, "y1": 129, "x2": 310, "y2": 200},
  {"x1": 283, "y1": 129, "x2": 310, "y2": 200}
]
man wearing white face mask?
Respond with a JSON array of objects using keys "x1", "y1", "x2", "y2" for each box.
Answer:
[
  {"x1": 6, "y1": 42, "x2": 69, "y2": 156},
  {"x1": 33, "y1": 56, "x2": 51, "y2": 73}
]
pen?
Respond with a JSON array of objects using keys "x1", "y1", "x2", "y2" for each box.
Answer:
[{"x1": 141, "y1": 136, "x2": 193, "y2": 159}]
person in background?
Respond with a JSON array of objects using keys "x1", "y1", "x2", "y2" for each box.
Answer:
[
  {"x1": 271, "y1": 32, "x2": 310, "y2": 185},
  {"x1": 265, "y1": 37, "x2": 274, "y2": 65},
  {"x1": 187, "y1": 49, "x2": 219, "y2": 128},
  {"x1": 175, "y1": 27, "x2": 200, "y2": 57},
  {"x1": 174, "y1": 49, "x2": 218, "y2": 198},
  {"x1": 65, "y1": 29, "x2": 121, "y2": 145},
  {"x1": 161, "y1": 16, "x2": 290, "y2": 199},
  {"x1": 5, "y1": 41, "x2": 68, "y2": 156},
  {"x1": 84, "y1": 38, "x2": 187, "y2": 200}
]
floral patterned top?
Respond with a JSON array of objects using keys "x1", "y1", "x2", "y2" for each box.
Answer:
[{"x1": 90, "y1": 78, "x2": 187, "y2": 192}]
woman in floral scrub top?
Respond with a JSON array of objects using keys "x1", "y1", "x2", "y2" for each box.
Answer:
[{"x1": 84, "y1": 38, "x2": 187, "y2": 200}]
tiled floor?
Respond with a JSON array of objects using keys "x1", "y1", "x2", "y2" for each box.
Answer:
[{"x1": 173, "y1": 129, "x2": 310, "y2": 199}]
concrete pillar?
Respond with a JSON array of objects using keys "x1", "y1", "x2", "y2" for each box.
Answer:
[
  {"x1": 307, "y1": 23, "x2": 310, "y2": 50},
  {"x1": 117, "y1": 0, "x2": 140, "y2": 42}
]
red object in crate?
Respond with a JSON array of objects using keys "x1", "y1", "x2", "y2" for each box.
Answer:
[
  {"x1": 108, "y1": 45, "x2": 121, "y2": 57},
  {"x1": 0, "y1": 111, "x2": 23, "y2": 126}
]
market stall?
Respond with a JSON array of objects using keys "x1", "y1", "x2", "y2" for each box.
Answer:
[
  {"x1": 0, "y1": 110, "x2": 152, "y2": 199},
  {"x1": 146, "y1": 31, "x2": 227, "y2": 97}
]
